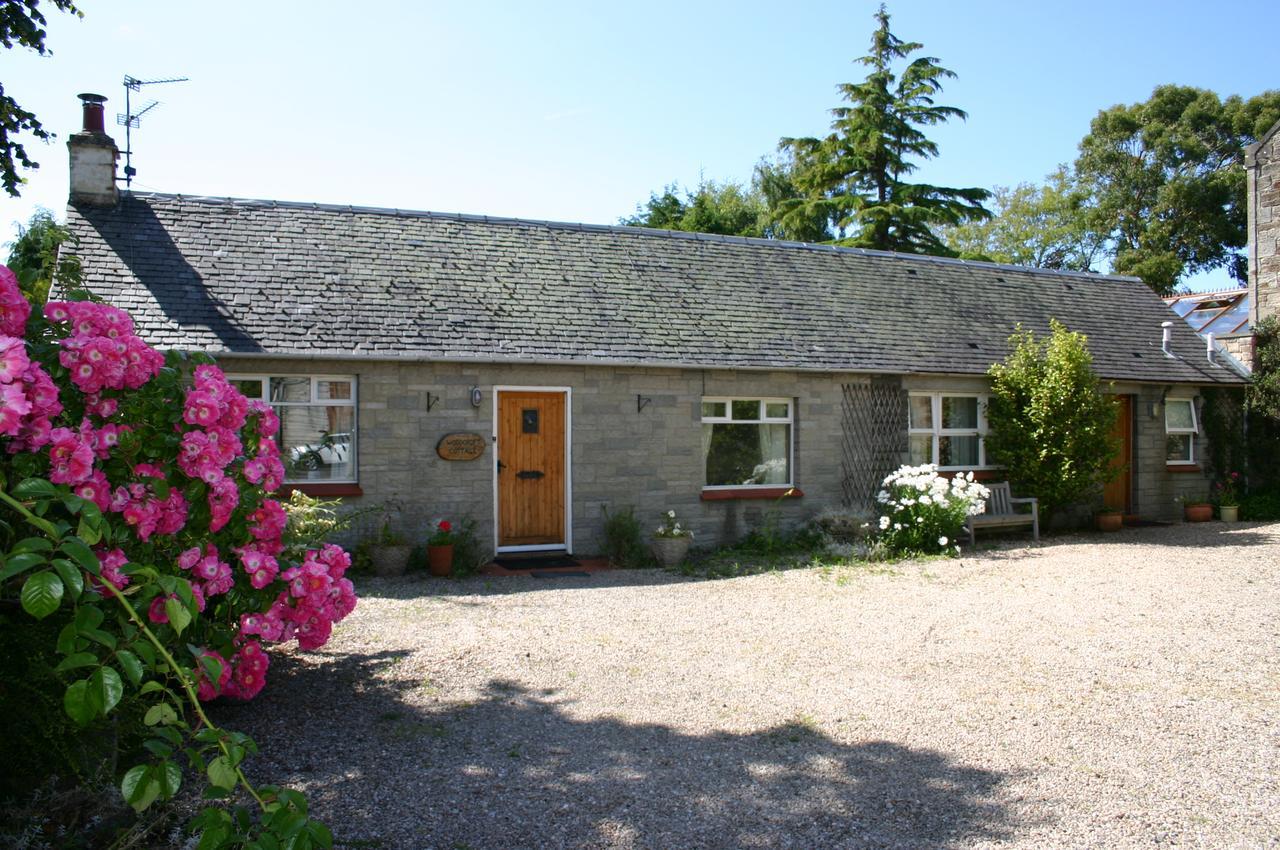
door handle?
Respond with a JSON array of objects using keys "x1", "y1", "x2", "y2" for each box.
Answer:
[
  {"x1": 497, "y1": 460, "x2": 506, "y2": 473},
  {"x1": 516, "y1": 470, "x2": 545, "y2": 480}
]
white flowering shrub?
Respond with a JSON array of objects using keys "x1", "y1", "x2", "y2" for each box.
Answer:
[
  {"x1": 654, "y1": 509, "x2": 693, "y2": 539},
  {"x1": 875, "y1": 464, "x2": 990, "y2": 557}
]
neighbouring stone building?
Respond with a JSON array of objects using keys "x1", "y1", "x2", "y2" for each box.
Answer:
[
  {"x1": 1247, "y1": 118, "x2": 1280, "y2": 358},
  {"x1": 62, "y1": 95, "x2": 1248, "y2": 556}
]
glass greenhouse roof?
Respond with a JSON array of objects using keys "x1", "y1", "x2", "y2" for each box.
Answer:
[{"x1": 1164, "y1": 290, "x2": 1250, "y2": 338}]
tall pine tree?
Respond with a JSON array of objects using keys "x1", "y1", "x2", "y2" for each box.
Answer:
[{"x1": 774, "y1": 5, "x2": 989, "y2": 254}]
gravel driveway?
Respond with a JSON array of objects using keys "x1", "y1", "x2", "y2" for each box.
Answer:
[{"x1": 216, "y1": 522, "x2": 1280, "y2": 849}]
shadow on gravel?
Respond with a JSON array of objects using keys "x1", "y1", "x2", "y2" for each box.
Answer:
[
  {"x1": 1034, "y1": 523, "x2": 1278, "y2": 550},
  {"x1": 215, "y1": 652, "x2": 1017, "y2": 850}
]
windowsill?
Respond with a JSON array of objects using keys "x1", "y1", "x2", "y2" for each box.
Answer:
[
  {"x1": 1166, "y1": 464, "x2": 1201, "y2": 473},
  {"x1": 936, "y1": 469, "x2": 1000, "y2": 480},
  {"x1": 701, "y1": 487, "x2": 803, "y2": 501},
  {"x1": 278, "y1": 483, "x2": 364, "y2": 497}
]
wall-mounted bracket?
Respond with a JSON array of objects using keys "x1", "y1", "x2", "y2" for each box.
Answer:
[
  {"x1": 426, "y1": 392, "x2": 440, "y2": 412},
  {"x1": 637, "y1": 394, "x2": 651, "y2": 413}
]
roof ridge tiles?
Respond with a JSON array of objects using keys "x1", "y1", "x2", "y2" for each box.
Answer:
[{"x1": 121, "y1": 191, "x2": 1142, "y2": 285}]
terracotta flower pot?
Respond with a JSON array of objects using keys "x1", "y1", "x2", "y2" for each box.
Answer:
[
  {"x1": 1183, "y1": 504, "x2": 1213, "y2": 523},
  {"x1": 1218, "y1": 505, "x2": 1239, "y2": 522},
  {"x1": 1095, "y1": 511, "x2": 1123, "y2": 532},
  {"x1": 371, "y1": 544, "x2": 412, "y2": 577},
  {"x1": 427, "y1": 544, "x2": 454, "y2": 576},
  {"x1": 651, "y1": 536, "x2": 691, "y2": 568}
]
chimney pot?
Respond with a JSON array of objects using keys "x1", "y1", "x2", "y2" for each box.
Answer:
[
  {"x1": 68, "y1": 93, "x2": 118, "y2": 207},
  {"x1": 77, "y1": 93, "x2": 107, "y2": 134}
]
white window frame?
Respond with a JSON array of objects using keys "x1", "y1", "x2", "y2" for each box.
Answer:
[
  {"x1": 907, "y1": 392, "x2": 991, "y2": 470},
  {"x1": 1164, "y1": 398, "x2": 1198, "y2": 465},
  {"x1": 228, "y1": 373, "x2": 359, "y2": 484},
  {"x1": 700, "y1": 397, "x2": 795, "y2": 489}
]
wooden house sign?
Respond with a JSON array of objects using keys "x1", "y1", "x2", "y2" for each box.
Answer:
[{"x1": 436, "y1": 432, "x2": 486, "y2": 461}]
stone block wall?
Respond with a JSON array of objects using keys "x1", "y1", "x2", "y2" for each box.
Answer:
[
  {"x1": 1130, "y1": 386, "x2": 1213, "y2": 520},
  {"x1": 226, "y1": 358, "x2": 857, "y2": 557},
  {"x1": 1217, "y1": 334, "x2": 1254, "y2": 371},
  {"x1": 221, "y1": 358, "x2": 1223, "y2": 553},
  {"x1": 1247, "y1": 122, "x2": 1280, "y2": 329}
]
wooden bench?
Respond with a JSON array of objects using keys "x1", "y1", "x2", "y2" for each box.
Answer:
[{"x1": 966, "y1": 481, "x2": 1039, "y2": 545}]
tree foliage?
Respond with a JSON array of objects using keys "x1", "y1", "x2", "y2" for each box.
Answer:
[
  {"x1": 984, "y1": 320, "x2": 1118, "y2": 525},
  {"x1": 1073, "y1": 84, "x2": 1280, "y2": 294},
  {"x1": 753, "y1": 154, "x2": 833, "y2": 242},
  {"x1": 772, "y1": 4, "x2": 989, "y2": 255},
  {"x1": 941, "y1": 168, "x2": 1104, "y2": 270},
  {"x1": 622, "y1": 156, "x2": 834, "y2": 242},
  {"x1": 0, "y1": 0, "x2": 83, "y2": 197},
  {"x1": 6, "y1": 207, "x2": 81, "y2": 303},
  {"x1": 621, "y1": 178, "x2": 767, "y2": 237}
]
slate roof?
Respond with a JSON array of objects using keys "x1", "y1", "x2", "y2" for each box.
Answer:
[{"x1": 66, "y1": 192, "x2": 1242, "y2": 384}]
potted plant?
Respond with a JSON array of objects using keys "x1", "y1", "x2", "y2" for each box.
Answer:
[
  {"x1": 369, "y1": 520, "x2": 412, "y2": 577},
  {"x1": 1179, "y1": 494, "x2": 1213, "y2": 523},
  {"x1": 1094, "y1": 509, "x2": 1123, "y2": 532},
  {"x1": 651, "y1": 509, "x2": 693, "y2": 568},
  {"x1": 426, "y1": 518, "x2": 456, "y2": 577},
  {"x1": 369, "y1": 501, "x2": 412, "y2": 577},
  {"x1": 1212, "y1": 472, "x2": 1241, "y2": 522}
]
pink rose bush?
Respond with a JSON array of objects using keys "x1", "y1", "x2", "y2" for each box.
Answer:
[
  {"x1": 0, "y1": 263, "x2": 355, "y2": 705},
  {"x1": 0, "y1": 266, "x2": 347, "y2": 843}
]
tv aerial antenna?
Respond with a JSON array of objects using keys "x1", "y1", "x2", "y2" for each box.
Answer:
[{"x1": 117, "y1": 74, "x2": 189, "y2": 186}]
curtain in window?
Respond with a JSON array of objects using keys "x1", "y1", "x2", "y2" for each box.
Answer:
[
  {"x1": 701, "y1": 424, "x2": 714, "y2": 483},
  {"x1": 754, "y1": 423, "x2": 790, "y2": 484}
]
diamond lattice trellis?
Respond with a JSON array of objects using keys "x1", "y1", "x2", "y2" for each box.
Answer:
[{"x1": 840, "y1": 380, "x2": 908, "y2": 511}]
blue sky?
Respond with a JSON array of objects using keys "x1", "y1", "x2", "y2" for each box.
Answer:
[{"x1": 3, "y1": 0, "x2": 1277, "y2": 290}]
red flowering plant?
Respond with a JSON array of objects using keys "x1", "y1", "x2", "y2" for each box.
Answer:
[
  {"x1": 1212, "y1": 471, "x2": 1241, "y2": 507},
  {"x1": 0, "y1": 265, "x2": 348, "y2": 847},
  {"x1": 427, "y1": 518, "x2": 455, "y2": 546}
]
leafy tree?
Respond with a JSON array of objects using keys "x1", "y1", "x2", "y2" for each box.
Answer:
[
  {"x1": 773, "y1": 4, "x2": 990, "y2": 255},
  {"x1": 753, "y1": 154, "x2": 832, "y2": 242},
  {"x1": 1, "y1": 0, "x2": 84, "y2": 197},
  {"x1": 6, "y1": 207, "x2": 81, "y2": 303},
  {"x1": 1074, "y1": 85, "x2": 1280, "y2": 294},
  {"x1": 621, "y1": 178, "x2": 767, "y2": 238},
  {"x1": 941, "y1": 168, "x2": 1105, "y2": 270},
  {"x1": 985, "y1": 320, "x2": 1119, "y2": 526}
]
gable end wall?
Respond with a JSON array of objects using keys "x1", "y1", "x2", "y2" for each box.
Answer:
[{"x1": 1248, "y1": 123, "x2": 1280, "y2": 330}]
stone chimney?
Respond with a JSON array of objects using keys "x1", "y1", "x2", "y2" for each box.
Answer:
[
  {"x1": 67, "y1": 93, "x2": 119, "y2": 207},
  {"x1": 1247, "y1": 119, "x2": 1280, "y2": 330}
]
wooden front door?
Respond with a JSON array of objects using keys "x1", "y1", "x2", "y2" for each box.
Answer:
[
  {"x1": 1103, "y1": 394, "x2": 1132, "y2": 514},
  {"x1": 497, "y1": 390, "x2": 567, "y2": 548}
]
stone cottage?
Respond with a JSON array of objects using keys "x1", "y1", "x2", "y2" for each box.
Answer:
[{"x1": 62, "y1": 96, "x2": 1247, "y2": 556}]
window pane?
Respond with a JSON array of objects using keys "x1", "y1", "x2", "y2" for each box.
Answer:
[
  {"x1": 1166, "y1": 400, "x2": 1195, "y2": 431},
  {"x1": 942, "y1": 397, "x2": 978, "y2": 429},
  {"x1": 317, "y1": 379, "x2": 353, "y2": 401},
  {"x1": 701, "y1": 401, "x2": 726, "y2": 419},
  {"x1": 909, "y1": 396, "x2": 932, "y2": 429},
  {"x1": 765, "y1": 401, "x2": 790, "y2": 419},
  {"x1": 270, "y1": 376, "x2": 311, "y2": 403},
  {"x1": 280, "y1": 406, "x2": 356, "y2": 481},
  {"x1": 909, "y1": 435, "x2": 933, "y2": 465},
  {"x1": 939, "y1": 435, "x2": 980, "y2": 467},
  {"x1": 731, "y1": 400, "x2": 760, "y2": 421},
  {"x1": 1166, "y1": 434, "x2": 1193, "y2": 463},
  {"x1": 703, "y1": 422, "x2": 790, "y2": 485},
  {"x1": 232, "y1": 379, "x2": 265, "y2": 400}
]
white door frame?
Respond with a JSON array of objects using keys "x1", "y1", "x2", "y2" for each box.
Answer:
[{"x1": 492, "y1": 386, "x2": 573, "y2": 554}]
